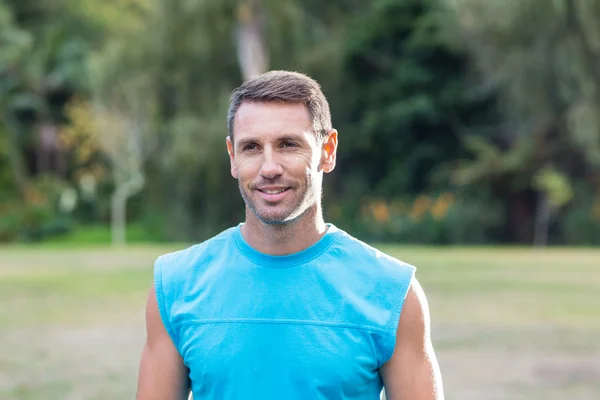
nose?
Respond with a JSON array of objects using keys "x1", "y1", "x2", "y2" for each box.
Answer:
[{"x1": 259, "y1": 148, "x2": 283, "y2": 179}]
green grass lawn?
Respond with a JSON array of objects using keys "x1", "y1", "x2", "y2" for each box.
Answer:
[{"x1": 1, "y1": 244, "x2": 599, "y2": 399}]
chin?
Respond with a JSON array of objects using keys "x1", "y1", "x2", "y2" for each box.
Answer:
[
  {"x1": 256, "y1": 211, "x2": 291, "y2": 225},
  {"x1": 259, "y1": 207, "x2": 312, "y2": 226},
  {"x1": 259, "y1": 218, "x2": 291, "y2": 226},
  {"x1": 252, "y1": 209, "x2": 297, "y2": 225}
]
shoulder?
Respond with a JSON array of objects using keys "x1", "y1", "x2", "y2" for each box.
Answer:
[
  {"x1": 327, "y1": 226, "x2": 417, "y2": 325},
  {"x1": 154, "y1": 226, "x2": 238, "y2": 290},
  {"x1": 153, "y1": 225, "x2": 238, "y2": 312},
  {"x1": 156, "y1": 226, "x2": 237, "y2": 271},
  {"x1": 387, "y1": 277, "x2": 436, "y2": 372},
  {"x1": 331, "y1": 226, "x2": 416, "y2": 279},
  {"x1": 398, "y1": 277, "x2": 430, "y2": 335}
]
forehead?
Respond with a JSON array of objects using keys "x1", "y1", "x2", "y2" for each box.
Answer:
[{"x1": 233, "y1": 101, "x2": 312, "y2": 140}]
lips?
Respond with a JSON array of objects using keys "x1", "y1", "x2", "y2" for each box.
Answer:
[
  {"x1": 260, "y1": 188, "x2": 287, "y2": 195},
  {"x1": 255, "y1": 187, "x2": 290, "y2": 202}
]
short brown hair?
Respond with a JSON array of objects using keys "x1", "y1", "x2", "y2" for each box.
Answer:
[{"x1": 227, "y1": 70, "x2": 332, "y2": 140}]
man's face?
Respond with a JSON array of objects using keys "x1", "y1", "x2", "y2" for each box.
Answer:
[{"x1": 227, "y1": 101, "x2": 337, "y2": 225}]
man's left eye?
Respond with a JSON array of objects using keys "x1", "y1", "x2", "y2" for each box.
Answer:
[{"x1": 282, "y1": 142, "x2": 297, "y2": 148}]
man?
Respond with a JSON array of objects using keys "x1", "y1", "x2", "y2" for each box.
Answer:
[{"x1": 136, "y1": 71, "x2": 443, "y2": 400}]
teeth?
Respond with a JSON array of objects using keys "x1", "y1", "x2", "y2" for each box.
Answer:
[{"x1": 263, "y1": 189, "x2": 286, "y2": 194}]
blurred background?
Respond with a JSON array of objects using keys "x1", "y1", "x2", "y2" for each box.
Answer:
[{"x1": 0, "y1": 0, "x2": 599, "y2": 399}]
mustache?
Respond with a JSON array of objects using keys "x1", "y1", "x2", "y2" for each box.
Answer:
[{"x1": 251, "y1": 179, "x2": 295, "y2": 190}]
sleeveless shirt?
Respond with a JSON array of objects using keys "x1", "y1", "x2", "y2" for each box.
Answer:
[{"x1": 154, "y1": 223, "x2": 415, "y2": 400}]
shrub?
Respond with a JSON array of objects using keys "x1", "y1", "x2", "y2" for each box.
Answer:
[
  {"x1": 0, "y1": 176, "x2": 74, "y2": 242},
  {"x1": 328, "y1": 191, "x2": 505, "y2": 245}
]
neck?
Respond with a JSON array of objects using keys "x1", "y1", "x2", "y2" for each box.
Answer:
[{"x1": 241, "y1": 205, "x2": 328, "y2": 256}]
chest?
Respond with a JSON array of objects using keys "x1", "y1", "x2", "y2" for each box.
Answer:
[{"x1": 178, "y1": 321, "x2": 383, "y2": 397}]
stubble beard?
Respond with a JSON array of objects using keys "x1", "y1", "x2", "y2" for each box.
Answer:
[{"x1": 238, "y1": 178, "x2": 318, "y2": 226}]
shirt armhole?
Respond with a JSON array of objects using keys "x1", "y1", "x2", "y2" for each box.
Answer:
[
  {"x1": 382, "y1": 265, "x2": 416, "y2": 364},
  {"x1": 154, "y1": 256, "x2": 179, "y2": 350}
]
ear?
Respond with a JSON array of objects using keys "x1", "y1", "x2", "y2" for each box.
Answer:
[
  {"x1": 320, "y1": 129, "x2": 338, "y2": 173},
  {"x1": 226, "y1": 136, "x2": 238, "y2": 179}
]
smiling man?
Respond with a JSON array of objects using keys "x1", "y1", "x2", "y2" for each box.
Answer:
[{"x1": 136, "y1": 71, "x2": 444, "y2": 400}]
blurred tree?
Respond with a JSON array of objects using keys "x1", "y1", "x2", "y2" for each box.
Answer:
[
  {"x1": 0, "y1": 0, "x2": 95, "y2": 191},
  {"x1": 77, "y1": 0, "x2": 157, "y2": 246},
  {"x1": 60, "y1": 97, "x2": 151, "y2": 246},
  {"x1": 0, "y1": 2, "x2": 33, "y2": 198},
  {"x1": 3, "y1": 0, "x2": 598, "y2": 245},
  {"x1": 336, "y1": 0, "x2": 496, "y2": 196},
  {"x1": 83, "y1": 0, "x2": 366, "y2": 241},
  {"x1": 236, "y1": 0, "x2": 269, "y2": 79},
  {"x1": 447, "y1": 0, "x2": 600, "y2": 244}
]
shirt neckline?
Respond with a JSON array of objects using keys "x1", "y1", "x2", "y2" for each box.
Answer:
[{"x1": 231, "y1": 223, "x2": 340, "y2": 268}]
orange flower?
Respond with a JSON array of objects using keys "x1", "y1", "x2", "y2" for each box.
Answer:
[
  {"x1": 371, "y1": 201, "x2": 390, "y2": 223},
  {"x1": 410, "y1": 195, "x2": 431, "y2": 221},
  {"x1": 440, "y1": 192, "x2": 455, "y2": 205},
  {"x1": 431, "y1": 193, "x2": 454, "y2": 221}
]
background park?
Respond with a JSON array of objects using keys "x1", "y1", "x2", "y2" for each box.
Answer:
[{"x1": 1, "y1": 0, "x2": 599, "y2": 399}]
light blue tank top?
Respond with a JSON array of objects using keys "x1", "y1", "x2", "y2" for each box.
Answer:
[{"x1": 154, "y1": 224, "x2": 415, "y2": 400}]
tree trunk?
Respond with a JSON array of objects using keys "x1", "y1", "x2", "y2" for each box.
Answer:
[
  {"x1": 533, "y1": 192, "x2": 551, "y2": 247},
  {"x1": 508, "y1": 192, "x2": 535, "y2": 244},
  {"x1": 3, "y1": 116, "x2": 29, "y2": 198},
  {"x1": 235, "y1": 0, "x2": 269, "y2": 80},
  {"x1": 111, "y1": 172, "x2": 145, "y2": 247},
  {"x1": 565, "y1": 0, "x2": 600, "y2": 96},
  {"x1": 37, "y1": 122, "x2": 59, "y2": 175}
]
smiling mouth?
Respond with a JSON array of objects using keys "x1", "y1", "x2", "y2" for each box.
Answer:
[{"x1": 258, "y1": 188, "x2": 290, "y2": 195}]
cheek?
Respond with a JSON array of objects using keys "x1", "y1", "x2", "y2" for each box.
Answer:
[
  {"x1": 235, "y1": 157, "x2": 260, "y2": 180},
  {"x1": 284, "y1": 152, "x2": 315, "y2": 170}
]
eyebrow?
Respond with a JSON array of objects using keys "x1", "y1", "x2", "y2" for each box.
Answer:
[
  {"x1": 235, "y1": 137, "x2": 257, "y2": 149},
  {"x1": 235, "y1": 134, "x2": 307, "y2": 148},
  {"x1": 278, "y1": 134, "x2": 306, "y2": 143}
]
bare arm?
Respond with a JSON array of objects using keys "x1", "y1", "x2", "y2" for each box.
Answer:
[
  {"x1": 136, "y1": 286, "x2": 190, "y2": 400},
  {"x1": 380, "y1": 278, "x2": 443, "y2": 400}
]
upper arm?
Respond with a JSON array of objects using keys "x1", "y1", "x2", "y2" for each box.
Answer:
[
  {"x1": 380, "y1": 277, "x2": 444, "y2": 400},
  {"x1": 136, "y1": 285, "x2": 190, "y2": 400}
]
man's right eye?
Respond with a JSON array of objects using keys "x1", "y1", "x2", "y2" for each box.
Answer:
[{"x1": 242, "y1": 144, "x2": 258, "y2": 151}]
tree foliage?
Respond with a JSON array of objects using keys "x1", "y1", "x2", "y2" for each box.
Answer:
[
  {"x1": 0, "y1": 0, "x2": 599, "y2": 245},
  {"x1": 447, "y1": 0, "x2": 600, "y2": 244},
  {"x1": 337, "y1": 0, "x2": 496, "y2": 197}
]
